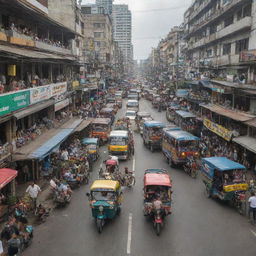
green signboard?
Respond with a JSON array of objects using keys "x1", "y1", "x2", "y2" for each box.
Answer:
[{"x1": 0, "y1": 90, "x2": 30, "y2": 116}]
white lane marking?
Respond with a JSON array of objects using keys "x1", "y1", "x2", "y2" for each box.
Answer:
[
  {"x1": 250, "y1": 229, "x2": 256, "y2": 237},
  {"x1": 132, "y1": 158, "x2": 136, "y2": 173},
  {"x1": 127, "y1": 213, "x2": 133, "y2": 255}
]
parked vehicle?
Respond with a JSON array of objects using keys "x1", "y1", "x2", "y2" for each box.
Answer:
[
  {"x1": 201, "y1": 157, "x2": 248, "y2": 214},
  {"x1": 87, "y1": 180, "x2": 122, "y2": 233},
  {"x1": 143, "y1": 121, "x2": 165, "y2": 152},
  {"x1": 143, "y1": 169, "x2": 172, "y2": 236}
]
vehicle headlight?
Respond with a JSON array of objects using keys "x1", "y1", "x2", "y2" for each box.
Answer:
[{"x1": 99, "y1": 205, "x2": 104, "y2": 212}]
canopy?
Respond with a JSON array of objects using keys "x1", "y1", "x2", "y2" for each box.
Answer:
[
  {"x1": 202, "y1": 157, "x2": 245, "y2": 172},
  {"x1": 233, "y1": 136, "x2": 256, "y2": 154},
  {"x1": 0, "y1": 169, "x2": 17, "y2": 189},
  {"x1": 106, "y1": 159, "x2": 118, "y2": 166},
  {"x1": 165, "y1": 130, "x2": 199, "y2": 141},
  {"x1": 74, "y1": 120, "x2": 92, "y2": 132},
  {"x1": 28, "y1": 119, "x2": 81, "y2": 160},
  {"x1": 82, "y1": 138, "x2": 98, "y2": 145},
  {"x1": 144, "y1": 173, "x2": 172, "y2": 187},
  {"x1": 90, "y1": 180, "x2": 120, "y2": 191},
  {"x1": 144, "y1": 121, "x2": 165, "y2": 128},
  {"x1": 92, "y1": 118, "x2": 111, "y2": 125},
  {"x1": 200, "y1": 104, "x2": 255, "y2": 122},
  {"x1": 175, "y1": 110, "x2": 196, "y2": 118}
]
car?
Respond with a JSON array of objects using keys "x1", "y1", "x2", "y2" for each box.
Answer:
[{"x1": 125, "y1": 110, "x2": 137, "y2": 121}]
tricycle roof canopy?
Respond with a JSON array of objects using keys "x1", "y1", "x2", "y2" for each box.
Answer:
[
  {"x1": 0, "y1": 168, "x2": 18, "y2": 189},
  {"x1": 165, "y1": 130, "x2": 199, "y2": 141},
  {"x1": 90, "y1": 180, "x2": 120, "y2": 191},
  {"x1": 82, "y1": 138, "x2": 99, "y2": 145},
  {"x1": 144, "y1": 121, "x2": 165, "y2": 128},
  {"x1": 202, "y1": 157, "x2": 246, "y2": 172},
  {"x1": 144, "y1": 172, "x2": 172, "y2": 187}
]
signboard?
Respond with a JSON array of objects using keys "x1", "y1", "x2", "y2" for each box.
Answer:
[
  {"x1": 240, "y1": 50, "x2": 256, "y2": 62},
  {"x1": 0, "y1": 90, "x2": 30, "y2": 116},
  {"x1": 72, "y1": 81, "x2": 79, "y2": 88},
  {"x1": 204, "y1": 118, "x2": 233, "y2": 141},
  {"x1": 51, "y1": 82, "x2": 67, "y2": 97},
  {"x1": 54, "y1": 98, "x2": 70, "y2": 112},
  {"x1": 30, "y1": 85, "x2": 51, "y2": 104}
]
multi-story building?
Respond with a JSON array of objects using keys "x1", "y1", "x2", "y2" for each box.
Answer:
[
  {"x1": 112, "y1": 4, "x2": 133, "y2": 73},
  {"x1": 82, "y1": 13, "x2": 113, "y2": 67},
  {"x1": 0, "y1": 0, "x2": 80, "y2": 179},
  {"x1": 96, "y1": 0, "x2": 113, "y2": 15},
  {"x1": 184, "y1": 0, "x2": 256, "y2": 83}
]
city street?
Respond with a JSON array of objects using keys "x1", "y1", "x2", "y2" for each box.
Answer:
[{"x1": 25, "y1": 99, "x2": 256, "y2": 256}]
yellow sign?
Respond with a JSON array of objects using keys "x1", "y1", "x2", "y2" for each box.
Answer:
[
  {"x1": 8, "y1": 65, "x2": 16, "y2": 76},
  {"x1": 223, "y1": 183, "x2": 248, "y2": 193},
  {"x1": 109, "y1": 145, "x2": 128, "y2": 152},
  {"x1": 72, "y1": 80, "x2": 79, "y2": 88},
  {"x1": 204, "y1": 119, "x2": 233, "y2": 141}
]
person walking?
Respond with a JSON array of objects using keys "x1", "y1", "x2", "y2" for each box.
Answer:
[
  {"x1": 248, "y1": 192, "x2": 256, "y2": 224},
  {"x1": 26, "y1": 181, "x2": 41, "y2": 210}
]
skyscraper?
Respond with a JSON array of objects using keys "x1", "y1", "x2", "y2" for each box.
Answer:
[
  {"x1": 112, "y1": 4, "x2": 133, "y2": 72},
  {"x1": 96, "y1": 0, "x2": 113, "y2": 15}
]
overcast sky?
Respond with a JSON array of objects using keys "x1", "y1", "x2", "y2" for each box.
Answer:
[{"x1": 82, "y1": 0, "x2": 192, "y2": 60}]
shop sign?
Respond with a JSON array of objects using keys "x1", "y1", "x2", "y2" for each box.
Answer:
[
  {"x1": 72, "y1": 80, "x2": 80, "y2": 88},
  {"x1": 240, "y1": 50, "x2": 256, "y2": 62},
  {"x1": 204, "y1": 118, "x2": 233, "y2": 141},
  {"x1": 30, "y1": 85, "x2": 51, "y2": 104},
  {"x1": 54, "y1": 98, "x2": 70, "y2": 112},
  {"x1": 0, "y1": 90, "x2": 30, "y2": 116},
  {"x1": 51, "y1": 82, "x2": 67, "y2": 97}
]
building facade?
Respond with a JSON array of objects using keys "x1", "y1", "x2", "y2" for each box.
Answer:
[
  {"x1": 112, "y1": 4, "x2": 133, "y2": 74},
  {"x1": 96, "y1": 0, "x2": 113, "y2": 15},
  {"x1": 184, "y1": 0, "x2": 256, "y2": 82}
]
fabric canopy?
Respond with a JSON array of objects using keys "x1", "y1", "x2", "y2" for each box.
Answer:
[
  {"x1": 0, "y1": 169, "x2": 17, "y2": 189},
  {"x1": 233, "y1": 136, "x2": 256, "y2": 154},
  {"x1": 28, "y1": 119, "x2": 81, "y2": 160}
]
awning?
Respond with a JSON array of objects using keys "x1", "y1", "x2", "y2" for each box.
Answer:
[
  {"x1": 245, "y1": 118, "x2": 256, "y2": 128},
  {"x1": 0, "y1": 44, "x2": 75, "y2": 61},
  {"x1": 74, "y1": 119, "x2": 92, "y2": 132},
  {"x1": 233, "y1": 136, "x2": 256, "y2": 154},
  {"x1": 200, "y1": 104, "x2": 255, "y2": 122},
  {"x1": 14, "y1": 99, "x2": 55, "y2": 120},
  {"x1": 28, "y1": 119, "x2": 81, "y2": 160},
  {"x1": 0, "y1": 169, "x2": 17, "y2": 189}
]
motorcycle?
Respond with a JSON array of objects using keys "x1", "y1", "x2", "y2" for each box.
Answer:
[
  {"x1": 153, "y1": 208, "x2": 164, "y2": 236},
  {"x1": 53, "y1": 189, "x2": 72, "y2": 207},
  {"x1": 123, "y1": 171, "x2": 136, "y2": 187},
  {"x1": 34, "y1": 204, "x2": 51, "y2": 223},
  {"x1": 184, "y1": 158, "x2": 198, "y2": 178}
]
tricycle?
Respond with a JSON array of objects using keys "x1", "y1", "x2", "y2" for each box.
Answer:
[
  {"x1": 87, "y1": 180, "x2": 122, "y2": 233},
  {"x1": 143, "y1": 169, "x2": 172, "y2": 236}
]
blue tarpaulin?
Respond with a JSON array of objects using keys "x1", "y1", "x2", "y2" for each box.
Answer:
[{"x1": 28, "y1": 120, "x2": 81, "y2": 160}]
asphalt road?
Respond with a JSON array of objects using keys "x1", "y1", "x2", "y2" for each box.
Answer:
[{"x1": 26, "y1": 99, "x2": 256, "y2": 256}]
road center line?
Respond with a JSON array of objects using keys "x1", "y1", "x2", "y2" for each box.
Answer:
[
  {"x1": 132, "y1": 158, "x2": 135, "y2": 173},
  {"x1": 250, "y1": 229, "x2": 256, "y2": 238},
  {"x1": 127, "y1": 213, "x2": 133, "y2": 255}
]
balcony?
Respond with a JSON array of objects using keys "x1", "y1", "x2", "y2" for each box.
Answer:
[
  {"x1": 35, "y1": 41, "x2": 72, "y2": 55},
  {"x1": 189, "y1": 16, "x2": 251, "y2": 51},
  {"x1": 188, "y1": 0, "x2": 245, "y2": 36},
  {"x1": 189, "y1": 0, "x2": 211, "y2": 22}
]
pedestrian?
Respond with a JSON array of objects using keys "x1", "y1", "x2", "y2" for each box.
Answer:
[
  {"x1": 61, "y1": 149, "x2": 69, "y2": 161},
  {"x1": 248, "y1": 192, "x2": 256, "y2": 224},
  {"x1": 7, "y1": 233, "x2": 20, "y2": 256},
  {"x1": 26, "y1": 181, "x2": 41, "y2": 210}
]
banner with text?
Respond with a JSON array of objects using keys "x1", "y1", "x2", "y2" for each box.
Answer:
[
  {"x1": 0, "y1": 90, "x2": 30, "y2": 116},
  {"x1": 30, "y1": 85, "x2": 51, "y2": 104},
  {"x1": 204, "y1": 118, "x2": 233, "y2": 141}
]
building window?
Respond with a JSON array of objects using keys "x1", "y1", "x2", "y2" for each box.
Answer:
[
  {"x1": 206, "y1": 49, "x2": 213, "y2": 57},
  {"x1": 235, "y1": 38, "x2": 249, "y2": 54},
  {"x1": 243, "y1": 4, "x2": 252, "y2": 17},
  {"x1": 224, "y1": 16, "x2": 233, "y2": 27},
  {"x1": 95, "y1": 41, "x2": 101, "y2": 47},
  {"x1": 223, "y1": 43, "x2": 231, "y2": 55},
  {"x1": 94, "y1": 32, "x2": 104, "y2": 38}
]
